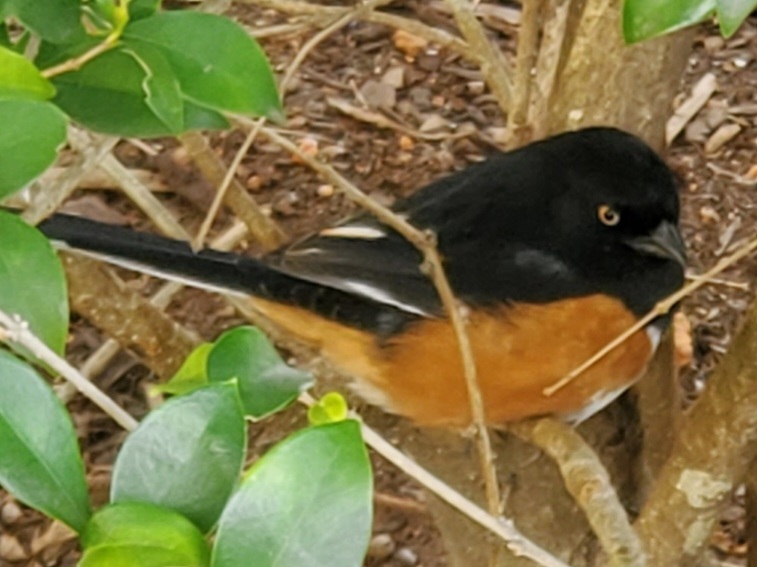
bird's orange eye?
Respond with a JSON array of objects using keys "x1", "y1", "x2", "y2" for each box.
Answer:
[{"x1": 598, "y1": 205, "x2": 620, "y2": 226}]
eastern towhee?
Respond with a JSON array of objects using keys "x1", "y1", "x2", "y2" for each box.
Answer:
[{"x1": 37, "y1": 127, "x2": 686, "y2": 427}]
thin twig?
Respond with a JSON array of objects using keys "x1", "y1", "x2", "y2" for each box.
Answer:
[
  {"x1": 507, "y1": 0, "x2": 543, "y2": 147},
  {"x1": 20, "y1": 131, "x2": 119, "y2": 226},
  {"x1": 67, "y1": 129, "x2": 190, "y2": 240},
  {"x1": 685, "y1": 272, "x2": 749, "y2": 291},
  {"x1": 0, "y1": 310, "x2": 138, "y2": 431},
  {"x1": 40, "y1": 38, "x2": 118, "y2": 78},
  {"x1": 444, "y1": 0, "x2": 513, "y2": 114},
  {"x1": 194, "y1": 118, "x2": 265, "y2": 249},
  {"x1": 179, "y1": 131, "x2": 286, "y2": 251},
  {"x1": 280, "y1": 13, "x2": 355, "y2": 94},
  {"x1": 254, "y1": 122, "x2": 503, "y2": 525},
  {"x1": 528, "y1": 0, "x2": 571, "y2": 138},
  {"x1": 298, "y1": 393, "x2": 572, "y2": 567},
  {"x1": 545, "y1": 233, "x2": 757, "y2": 396}
]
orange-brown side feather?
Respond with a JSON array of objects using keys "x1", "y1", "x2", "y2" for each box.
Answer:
[{"x1": 250, "y1": 294, "x2": 652, "y2": 427}]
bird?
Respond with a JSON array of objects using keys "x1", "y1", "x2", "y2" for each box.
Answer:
[{"x1": 37, "y1": 127, "x2": 686, "y2": 428}]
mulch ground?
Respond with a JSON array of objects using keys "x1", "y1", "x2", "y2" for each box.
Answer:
[{"x1": 1, "y1": 4, "x2": 756, "y2": 566}]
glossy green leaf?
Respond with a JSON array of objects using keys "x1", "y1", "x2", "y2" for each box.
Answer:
[
  {"x1": 0, "y1": 351, "x2": 91, "y2": 532},
  {"x1": 0, "y1": 46, "x2": 55, "y2": 99},
  {"x1": 52, "y1": 44, "x2": 184, "y2": 137},
  {"x1": 623, "y1": 0, "x2": 715, "y2": 43},
  {"x1": 0, "y1": 0, "x2": 85, "y2": 44},
  {"x1": 124, "y1": 11, "x2": 282, "y2": 119},
  {"x1": 111, "y1": 382, "x2": 246, "y2": 533},
  {"x1": 212, "y1": 421, "x2": 372, "y2": 567},
  {"x1": 0, "y1": 99, "x2": 67, "y2": 196},
  {"x1": 0, "y1": 211, "x2": 69, "y2": 356},
  {"x1": 308, "y1": 392, "x2": 349, "y2": 425},
  {"x1": 124, "y1": 40, "x2": 184, "y2": 133},
  {"x1": 80, "y1": 502, "x2": 210, "y2": 567},
  {"x1": 207, "y1": 326, "x2": 313, "y2": 419},
  {"x1": 154, "y1": 343, "x2": 212, "y2": 396},
  {"x1": 129, "y1": 0, "x2": 161, "y2": 20},
  {"x1": 717, "y1": 0, "x2": 757, "y2": 36}
]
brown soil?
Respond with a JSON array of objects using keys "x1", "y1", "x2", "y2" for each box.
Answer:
[{"x1": 1, "y1": 5, "x2": 756, "y2": 566}]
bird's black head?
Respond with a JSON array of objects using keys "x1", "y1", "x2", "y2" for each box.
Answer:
[
  {"x1": 432, "y1": 127, "x2": 686, "y2": 316},
  {"x1": 539, "y1": 128, "x2": 685, "y2": 314}
]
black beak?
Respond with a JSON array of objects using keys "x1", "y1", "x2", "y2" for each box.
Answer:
[{"x1": 627, "y1": 221, "x2": 686, "y2": 267}]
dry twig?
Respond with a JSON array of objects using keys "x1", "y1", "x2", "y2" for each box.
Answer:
[
  {"x1": 0, "y1": 310, "x2": 138, "y2": 431},
  {"x1": 444, "y1": 0, "x2": 512, "y2": 114}
]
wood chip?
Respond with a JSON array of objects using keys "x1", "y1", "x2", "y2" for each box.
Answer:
[
  {"x1": 699, "y1": 205, "x2": 721, "y2": 224},
  {"x1": 704, "y1": 123, "x2": 742, "y2": 153},
  {"x1": 392, "y1": 29, "x2": 428, "y2": 58},
  {"x1": 666, "y1": 73, "x2": 718, "y2": 145}
]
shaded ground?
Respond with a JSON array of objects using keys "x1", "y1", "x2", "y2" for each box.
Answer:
[{"x1": 1, "y1": 4, "x2": 756, "y2": 566}]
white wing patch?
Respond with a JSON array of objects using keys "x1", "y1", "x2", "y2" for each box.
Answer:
[
  {"x1": 340, "y1": 280, "x2": 432, "y2": 316},
  {"x1": 319, "y1": 225, "x2": 386, "y2": 239}
]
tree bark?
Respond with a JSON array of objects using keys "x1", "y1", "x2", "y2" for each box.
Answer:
[{"x1": 635, "y1": 298, "x2": 757, "y2": 566}]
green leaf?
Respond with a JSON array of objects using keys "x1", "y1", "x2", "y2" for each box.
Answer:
[
  {"x1": 52, "y1": 44, "x2": 185, "y2": 137},
  {"x1": 212, "y1": 421, "x2": 372, "y2": 567},
  {"x1": 111, "y1": 382, "x2": 246, "y2": 533},
  {"x1": 0, "y1": 0, "x2": 85, "y2": 44},
  {"x1": 183, "y1": 100, "x2": 230, "y2": 131},
  {"x1": 154, "y1": 343, "x2": 212, "y2": 396},
  {"x1": 717, "y1": 0, "x2": 757, "y2": 36},
  {"x1": 0, "y1": 211, "x2": 69, "y2": 356},
  {"x1": 623, "y1": 0, "x2": 716, "y2": 43},
  {"x1": 308, "y1": 392, "x2": 349, "y2": 425},
  {"x1": 0, "y1": 98, "x2": 67, "y2": 196},
  {"x1": 129, "y1": 0, "x2": 161, "y2": 20},
  {"x1": 0, "y1": 351, "x2": 91, "y2": 532},
  {"x1": 207, "y1": 326, "x2": 313, "y2": 419},
  {"x1": 124, "y1": 11, "x2": 282, "y2": 118},
  {"x1": 0, "y1": 46, "x2": 55, "y2": 99},
  {"x1": 80, "y1": 502, "x2": 210, "y2": 567},
  {"x1": 123, "y1": 40, "x2": 184, "y2": 133}
]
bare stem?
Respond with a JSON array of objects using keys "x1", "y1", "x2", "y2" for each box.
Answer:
[
  {"x1": 0, "y1": 310, "x2": 138, "y2": 431},
  {"x1": 194, "y1": 118, "x2": 266, "y2": 249},
  {"x1": 41, "y1": 38, "x2": 118, "y2": 79},
  {"x1": 444, "y1": 0, "x2": 513, "y2": 114}
]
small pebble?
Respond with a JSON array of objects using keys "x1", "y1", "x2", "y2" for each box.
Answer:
[
  {"x1": 1, "y1": 501, "x2": 22, "y2": 524},
  {"x1": 317, "y1": 184, "x2": 334, "y2": 198},
  {"x1": 367, "y1": 533, "x2": 395, "y2": 560},
  {"x1": 398, "y1": 135, "x2": 415, "y2": 151},
  {"x1": 394, "y1": 547, "x2": 419, "y2": 566}
]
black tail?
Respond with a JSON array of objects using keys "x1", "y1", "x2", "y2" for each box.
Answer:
[{"x1": 37, "y1": 214, "x2": 414, "y2": 334}]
